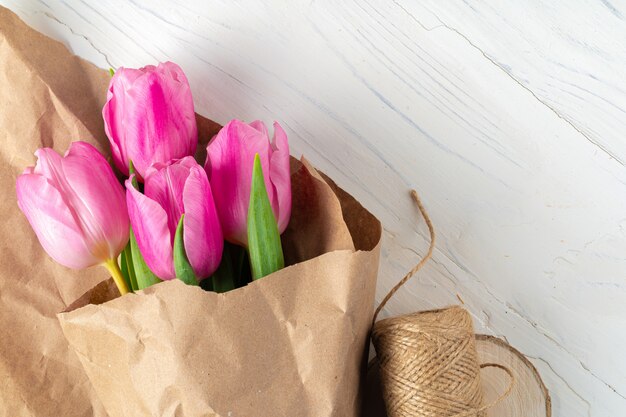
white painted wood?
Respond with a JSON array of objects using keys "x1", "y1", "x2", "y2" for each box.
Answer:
[{"x1": 3, "y1": 1, "x2": 625, "y2": 415}]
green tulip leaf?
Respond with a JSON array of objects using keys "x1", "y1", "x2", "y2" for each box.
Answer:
[
  {"x1": 109, "y1": 67, "x2": 115, "y2": 77},
  {"x1": 125, "y1": 240, "x2": 139, "y2": 291},
  {"x1": 129, "y1": 160, "x2": 139, "y2": 189},
  {"x1": 119, "y1": 247, "x2": 131, "y2": 291},
  {"x1": 174, "y1": 215, "x2": 199, "y2": 286},
  {"x1": 247, "y1": 153, "x2": 284, "y2": 280},
  {"x1": 120, "y1": 242, "x2": 138, "y2": 292},
  {"x1": 129, "y1": 226, "x2": 161, "y2": 290}
]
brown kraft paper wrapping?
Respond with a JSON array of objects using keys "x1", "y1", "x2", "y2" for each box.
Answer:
[
  {"x1": 58, "y1": 156, "x2": 382, "y2": 417},
  {"x1": 0, "y1": 7, "x2": 111, "y2": 417},
  {"x1": 0, "y1": 5, "x2": 383, "y2": 417}
]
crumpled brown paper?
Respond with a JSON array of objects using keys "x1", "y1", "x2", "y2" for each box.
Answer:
[
  {"x1": 1, "y1": 6, "x2": 382, "y2": 417},
  {"x1": 0, "y1": 7, "x2": 111, "y2": 417},
  {"x1": 58, "y1": 156, "x2": 381, "y2": 417}
]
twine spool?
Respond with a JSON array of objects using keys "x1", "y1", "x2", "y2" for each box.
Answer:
[
  {"x1": 372, "y1": 307, "x2": 485, "y2": 417},
  {"x1": 371, "y1": 190, "x2": 512, "y2": 417}
]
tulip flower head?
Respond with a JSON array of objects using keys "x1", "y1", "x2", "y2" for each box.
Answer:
[
  {"x1": 103, "y1": 62, "x2": 198, "y2": 179},
  {"x1": 125, "y1": 157, "x2": 223, "y2": 281},
  {"x1": 16, "y1": 142, "x2": 130, "y2": 293},
  {"x1": 205, "y1": 119, "x2": 291, "y2": 246}
]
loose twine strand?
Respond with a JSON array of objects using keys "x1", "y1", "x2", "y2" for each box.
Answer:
[
  {"x1": 372, "y1": 189, "x2": 436, "y2": 325},
  {"x1": 371, "y1": 190, "x2": 514, "y2": 417}
]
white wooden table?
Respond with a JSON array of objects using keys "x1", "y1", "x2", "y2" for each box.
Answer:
[{"x1": 4, "y1": 1, "x2": 625, "y2": 416}]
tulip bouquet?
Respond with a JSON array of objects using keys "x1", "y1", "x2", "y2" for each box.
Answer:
[
  {"x1": 13, "y1": 55, "x2": 381, "y2": 417},
  {"x1": 2, "y1": 12, "x2": 384, "y2": 417},
  {"x1": 17, "y1": 62, "x2": 291, "y2": 297}
]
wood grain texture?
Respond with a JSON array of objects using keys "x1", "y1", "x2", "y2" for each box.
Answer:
[
  {"x1": 2, "y1": 1, "x2": 625, "y2": 416},
  {"x1": 477, "y1": 335, "x2": 551, "y2": 417}
]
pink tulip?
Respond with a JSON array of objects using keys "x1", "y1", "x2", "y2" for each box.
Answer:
[
  {"x1": 103, "y1": 62, "x2": 198, "y2": 179},
  {"x1": 16, "y1": 142, "x2": 129, "y2": 270},
  {"x1": 205, "y1": 119, "x2": 291, "y2": 246},
  {"x1": 126, "y1": 157, "x2": 223, "y2": 280}
]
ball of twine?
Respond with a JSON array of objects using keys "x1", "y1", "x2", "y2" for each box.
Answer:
[
  {"x1": 372, "y1": 307, "x2": 485, "y2": 417},
  {"x1": 371, "y1": 190, "x2": 513, "y2": 417}
]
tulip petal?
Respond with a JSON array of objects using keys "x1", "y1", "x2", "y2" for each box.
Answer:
[
  {"x1": 145, "y1": 155, "x2": 198, "y2": 179},
  {"x1": 63, "y1": 142, "x2": 130, "y2": 260},
  {"x1": 158, "y1": 61, "x2": 187, "y2": 84},
  {"x1": 144, "y1": 159, "x2": 191, "y2": 241},
  {"x1": 123, "y1": 68, "x2": 197, "y2": 177},
  {"x1": 103, "y1": 87, "x2": 126, "y2": 175},
  {"x1": 125, "y1": 179, "x2": 175, "y2": 279},
  {"x1": 32, "y1": 147, "x2": 64, "y2": 181},
  {"x1": 206, "y1": 119, "x2": 272, "y2": 246},
  {"x1": 102, "y1": 63, "x2": 198, "y2": 179},
  {"x1": 182, "y1": 166, "x2": 223, "y2": 279},
  {"x1": 270, "y1": 122, "x2": 292, "y2": 233},
  {"x1": 16, "y1": 174, "x2": 99, "y2": 269},
  {"x1": 103, "y1": 67, "x2": 144, "y2": 176},
  {"x1": 32, "y1": 144, "x2": 129, "y2": 262},
  {"x1": 249, "y1": 120, "x2": 269, "y2": 138}
]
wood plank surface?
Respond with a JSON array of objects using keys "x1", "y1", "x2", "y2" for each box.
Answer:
[{"x1": 3, "y1": 1, "x2": 625, "y2": 415}]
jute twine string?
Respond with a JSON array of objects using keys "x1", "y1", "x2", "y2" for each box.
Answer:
[
  {"x1": 372, "y1": 190, "x2": 435, "y2": 325},
  {"x1": 371, "y1": 190, "x2": 514, "y2": 417}
]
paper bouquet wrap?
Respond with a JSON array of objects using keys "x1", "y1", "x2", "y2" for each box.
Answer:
[
  {"x1": 0, "y1": 7, "x2": 381, "y2": 417},
  {"x1": 58, "y1": 157, "x2": 382, "y2": 417}
]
